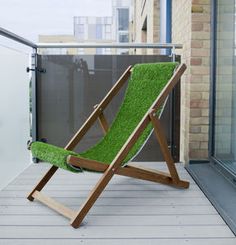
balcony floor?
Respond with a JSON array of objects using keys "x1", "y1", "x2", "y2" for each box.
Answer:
[{"x1": 0, "y1": 162, "x2": 235, "y2": 244}]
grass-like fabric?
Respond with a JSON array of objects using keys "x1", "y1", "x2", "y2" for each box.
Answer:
[
  {"x1": 31, "y1": 62, "x2": 178, "y2": 172},
  {"x1": 31, "y1": 142, "x2": 81, "y2": 172}
]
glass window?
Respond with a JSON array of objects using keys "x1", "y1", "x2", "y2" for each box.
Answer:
[
  {"x1": 78, "y1": 17, "x2": 86, "y2": 24},
  {"x1": 105, "y1": 48, "x2": 111, "y2": 54},
  {"x1": 77, "y1": 24, "x2": 84, "y2": 33},
  {"x1": 105, "y1": 17, "x2": 112, "y2": 24},
  {"x1": 96, "y1": 48, "x2": 103, "y2": 54},
  {"x1": 119, "y1": 33, "x2": 129, "y2": 42},
  {"x1": 78, "y1": 48, "x2": 84, "y2": 54},
  {"x1": 105, "y1": 33, "x2": 112, "y2": 40},
  {"x1": 117, "y1": 8, "x2": 129, "y2": 31},
  {"x1": 88, "y1": 24, "x2": 96, "y2": 39},
  {"x1": 96, "y1": 24, "x2": 102, "y2": 39},
  {"x1": 105, "y1": 25, "x2": 111, "y2": 33},
  {"x1": 75, "y1": 24, "x2": 84, "y2": 39}
]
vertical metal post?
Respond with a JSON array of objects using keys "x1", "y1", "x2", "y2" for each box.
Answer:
[
  {"x1": 209, "y1": 0, "x2": 217, "y2": 160},
  {"x1": 170, "y1": 45, "x2": 177, "y2": 160},
  {"x1": 171, "y1": 46, "x2": 176, "y2": 62},
  {"x1": 31, "y1": 48, "x2": 38, "y2": 162}
]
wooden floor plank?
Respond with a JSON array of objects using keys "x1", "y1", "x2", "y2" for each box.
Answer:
[
  {"x1": 4, "y1": 183, "x2": 200, "y2": 191},
  {"x1": 0, "y1": 190, "x2": 205, "y2": 199},
  {"x1": 0, "y1": 226, "x2": 234, "y2": 239},
  {"x1": 0, "y1": 239, "x2": 235, "y2": 245},
  {"x1": 0, "y1": 162, "x2": 235, "y2": 243},
  {"x1": 0, "y1": 204, "x2": 217, "y2": 215},
  {"x1": 0, "y1": 214, "x2": 225, "y2": 226},
  {"x1": 0, "y1": 196, "x2": 211, "y2": 206}
]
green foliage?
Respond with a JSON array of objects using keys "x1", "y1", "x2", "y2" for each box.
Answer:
[{"x1": 31, "y1": 62, "x2": 178, "y2": 172}]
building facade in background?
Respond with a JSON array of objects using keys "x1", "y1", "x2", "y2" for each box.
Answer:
[
  {"x1": 73, "y1": 0, "x2": 131, "y2": 54},
  {"x1": 131, "y1": 0, "x2": 160, "y2": 54},
  {"x1": 38, "y1": 35, "x2": 78, "y2": 55},
  {"x1": 39, "y1": 0, "x2": 132, "y2": 55},
  {"x1": 112, "y1": 0, "x2": 131, "y2": 42},
  {"x1": 73, "y1": 16, "x2": 114, "y2": 54}
]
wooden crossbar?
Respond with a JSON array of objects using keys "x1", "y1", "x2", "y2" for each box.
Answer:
[
  {"x1": 67, "y1": 154, "x2": 189, "y2": 189},
  {"x1": 32, "y1": 190, "x2": 76, "y2": 219},
  {"x1": 93, "y1": 104, "x2": 109, "y2": 134}
]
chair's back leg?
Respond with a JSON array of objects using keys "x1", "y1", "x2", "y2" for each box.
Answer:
[{"x1": 149, "y1": 111, "x2": 180, "y2": 183}]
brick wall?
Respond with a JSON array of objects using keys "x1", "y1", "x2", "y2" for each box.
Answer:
[{"x1": 172, "y1": 0, "x2": 211, "y2": 162}]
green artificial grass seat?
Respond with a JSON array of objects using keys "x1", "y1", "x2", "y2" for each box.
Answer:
[
  {"x1": 31, "y1": 142, "x2": 81, "y2": 172},
  {"x1": 31, "y1": 62, "x2": 178, "y2": 172}
]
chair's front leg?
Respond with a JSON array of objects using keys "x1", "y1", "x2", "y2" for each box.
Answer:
[
  {"x1": 70, "y1": 165, "x2": 116, "y2": 228},
  {"x1": 27, "y1": 165, "x2": 58, "y2": 201},
  {"x1": 70, "y1": 112, "x2": 148, "y2": 228}
]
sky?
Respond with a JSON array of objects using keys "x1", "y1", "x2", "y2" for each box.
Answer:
[{"x1": 0, "y1": 0, "x2": 112, "y2": 42}]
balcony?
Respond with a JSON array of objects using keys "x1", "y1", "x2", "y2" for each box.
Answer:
[
  {"x1": 1, "y1": 162, "x2": 235, "y2": 244},
  {"x1": 0, "y1": 27, "x2": 235, "y2": 244}
]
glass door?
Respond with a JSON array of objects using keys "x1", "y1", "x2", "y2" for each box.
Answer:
[{"x1": 213, "y1": 0, "x2": 236, "y2": 176}]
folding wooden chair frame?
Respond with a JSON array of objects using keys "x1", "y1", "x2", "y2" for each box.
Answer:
[{"x1": 27, "y1": 63, "x2": 189, "y2": 228}]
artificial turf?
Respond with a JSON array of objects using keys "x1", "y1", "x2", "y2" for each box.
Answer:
[{"x1": 31, "y1": 62, "x2": 178, "y2": 172}]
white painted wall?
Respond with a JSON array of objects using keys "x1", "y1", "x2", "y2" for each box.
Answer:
[{"x1": 0, "y1": 45, "x2": 31, "y2": 190}]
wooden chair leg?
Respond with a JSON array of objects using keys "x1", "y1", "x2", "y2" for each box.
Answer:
[
  {"x1": 27, "y1": 165, "x2": 58, "y2": 201},
  {"x1": 70, "y1": 165, "x2": 116, "y2": 228},
  {"x1": 98, "y1": 112, "x2": 109, "y2": 134},
  {"x1": 149, "y1": 110, "x2": 181, "y2": 184},
  {"x1": 93, "y1": 104, "x2": 109, "y2": 134}
]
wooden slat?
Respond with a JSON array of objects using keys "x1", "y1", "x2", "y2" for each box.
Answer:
[
  {"x1": 67, "y1": 156, "x2": 189, "y2": 188},
  {"x1": 32, "y1": 191, "x2": 76, "y2": 219},
  {"x1": 118, "y1": 165, "x2": 189, "y2": 188},
  {"x1": 93, "y1": 104, "x2": 109, "y2": 134},
  {"x1": 67, "y1": 156, "x2": 107, "y2": 172},
  {"x1": 98, "y1": 112, "x2": 109, "y2": 134}
]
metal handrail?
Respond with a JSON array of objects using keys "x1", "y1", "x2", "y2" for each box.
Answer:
[
  {"x1": 36, "y1": 42, "x2": 182, "y2": 49},
  {"x1": 0, "y1": 26, "x2": 183, "y2": 51},
  {"x1": 0, "y1": 27, "x2": 37, "y2": 48}
]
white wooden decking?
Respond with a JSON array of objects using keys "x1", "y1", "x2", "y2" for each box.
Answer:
[{"x1": 0, "y1": 162, "x2": 235, "y2": 244}]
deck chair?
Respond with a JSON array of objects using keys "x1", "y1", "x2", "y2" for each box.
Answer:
[{"x1": 28, "y1": 62, "x2": 189, "y2": 228}]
